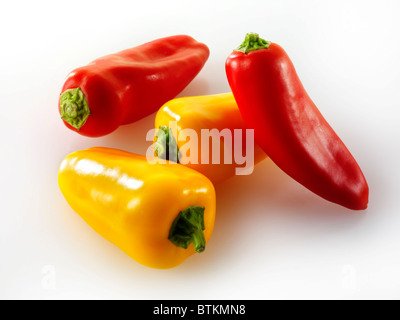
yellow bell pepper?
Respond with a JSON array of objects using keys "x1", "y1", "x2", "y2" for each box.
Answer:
[
  {"x1": 154, "y1": 93, "x2": 267, "y2": 184},
  {"x1": 58, "y1": 147, "x2": 216, "y2": 269}
]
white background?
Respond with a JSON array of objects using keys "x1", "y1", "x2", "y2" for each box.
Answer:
[{"x1": 1, "y1": 0, "x2": 399, "y2": 300}]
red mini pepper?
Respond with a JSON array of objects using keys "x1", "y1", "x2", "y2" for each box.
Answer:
[
  {"x1": 226, "y1": 33, "x2": 369, "y2": 210},
  {"x1": 59, "y1": 35, "x2": 209, "y2": 137}
]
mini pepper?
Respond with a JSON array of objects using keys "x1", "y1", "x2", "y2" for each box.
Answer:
[
  {"x1": 153, "y1": 93, "x2": 267, "y2": 184},
  {"x1": 226, "y1": 33, "x2": 369, "y2": 210},
  {"x1": 59, "y1": 35, "x2": 209, "y2": 137},
  {"x1": 58, "y1": 147, "x2": 216, "y2": 269}
]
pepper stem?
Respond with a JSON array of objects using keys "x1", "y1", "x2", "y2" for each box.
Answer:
[
  {"x1": 169, "y1": 206, "x2": 206, "y2": 253},
  {"x1": 154, "y1": 126, "x2": 181, "y2": 163},
  {"x1": 60, "y1": 88, "x2": 90, "y2": 130},
  {"x1": 235, "y1": 33, "x2": 271, "y2": 54}
]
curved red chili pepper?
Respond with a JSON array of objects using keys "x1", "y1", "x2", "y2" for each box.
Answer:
[
  {"x1": 59, "y1": 35, "x2": 209, "y2": 137},
  {"x1": 225, "y1": 33, "x2": 369, "y2": 210}
]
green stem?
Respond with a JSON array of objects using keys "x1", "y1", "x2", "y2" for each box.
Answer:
[
  {"x1": 168, "y1": 206, "x2": 206, "y2": 253},
  {"x1": 235, "y1": 32, "x2": 271, "y2": 54},
  {"x1": 154, "y1": 126, "x2": 181, "y2": 163},
  {"x1": 191, "y1": 228, "x2": 206, "y2": 253},
  {"x1": 60, "y1": 88, "x2": 90, "y2": 130}
]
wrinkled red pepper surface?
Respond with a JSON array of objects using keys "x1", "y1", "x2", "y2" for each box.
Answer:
[{"x1": 226, "y1": 33, "x2": 369, "y2": 210}]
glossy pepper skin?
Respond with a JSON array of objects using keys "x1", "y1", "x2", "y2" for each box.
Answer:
[
  {"x1": 153, "y1": 93, "x2": 267, "y2": 184},
  {"x1": 225, "y1": 33, "x2": 369, "y2": 210},
  {"x1": 58, "y1": 147, "x2": 216, "y2": 269},
  {"x1": 59, "y1": 35, "x2": 209, "y2": 137}
]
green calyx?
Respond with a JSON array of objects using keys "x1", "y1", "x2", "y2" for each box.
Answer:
[
  {"x1": 154, "y1": 126, "x2": 181, "y2": 163},
  {"x1": 169, "y1": 206, "x2": 206, "y2": 253},
  {"x1": 235, "y1": 32, "x2": 271, "y2": 54},
  {"x1": 60, "y1": 88, "x2": 90, "y2": 130}
]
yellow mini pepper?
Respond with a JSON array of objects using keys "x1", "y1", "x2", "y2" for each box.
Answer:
[
  {"x1": 154, "y1": 93, "x2": 267, "y2": 184},
  {"x1": 58, "y1": 147, "x2": 216, "y2": 269}
]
